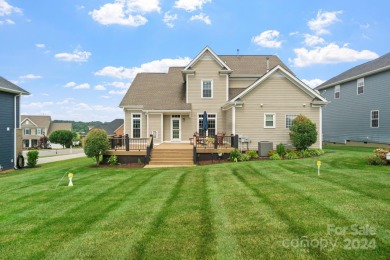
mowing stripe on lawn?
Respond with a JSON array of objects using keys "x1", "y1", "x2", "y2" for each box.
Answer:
[
  {"x1": 0, "y1": 170, "x2": 165, "y2": 258},
  {"x1": 132, "y1": 170, "x2": 189, "y2": 259},
  {"x1": 248, "y1": 162, "x2": 390, "y2": 255},
  {"x1": 231, "y1": 166, "x2": 327, "y2": 258},
  {"x1": 278, "y1": 161, "x2": 390, "y2": 203},
  {"x1": 197, "y1": 170, "x2": 216, "y2": 259}
]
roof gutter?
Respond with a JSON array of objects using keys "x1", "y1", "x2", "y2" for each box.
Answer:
[
  {"x1": 0, "y1": 86, "x2": 30, "y2": 95},
  {"x1": 221, "y1": 100, "x2": 244, "y2": 111}
]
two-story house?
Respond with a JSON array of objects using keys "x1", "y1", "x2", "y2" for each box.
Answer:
[
  {"x1": 316, "y1": 52, "x2": 390, "y2": 145},
  {"x1": 21, "y1": 115, "x2": 72, "y2": 148},
  {"x1": 0, "y1": 76, "x2": 30, "y2": 171},
  {"x1": 120, "y1": 47, "x2": 327, "y2": 150}
]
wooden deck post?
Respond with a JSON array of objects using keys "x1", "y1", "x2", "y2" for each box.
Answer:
[{"x1": 125, "y1": 134, "x2": 129, "y2": 151}]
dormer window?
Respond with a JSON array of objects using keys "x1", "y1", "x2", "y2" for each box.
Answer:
[
  {"x1": 357, "y1": 78, "x2": 364, "y2": 95},
  {"x1": 202, "y1": 80, "x2": 213, "y2": 98}
]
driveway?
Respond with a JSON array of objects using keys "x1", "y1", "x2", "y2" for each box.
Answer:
[{"x1": 22, "y1": 148, "x2": 86, "y2": 165}]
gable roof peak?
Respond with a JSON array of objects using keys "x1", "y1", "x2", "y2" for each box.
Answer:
[{"x1": 183, "y1": 46, "x2": 232, "y2": 71}]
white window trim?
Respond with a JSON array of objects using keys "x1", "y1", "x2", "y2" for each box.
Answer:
[
  {"x1": 131, "y1": 113, "x2": 142, "y2": 138},
  {"x1": 357, "y1": 78, "x2": 364, "y2": 95},
  {"x1": 24, "y1": 128, "x2": 31, "y2": 135},
  {"x1": 264, "y1": 113, "x2": 276, "y2": 128},
  {"x1": 370, "y1": 110, "x2": 379, "y2": 128},
  {"x1": 285, "y1": 114, "x2": 297, "y2": 129},
  {"x1": 197, "y1": 113, "x2": 217, "y2": 135},
  {"x1": 201, "y1": 79, "x2": 213, "y2": 99},
  {"x1": 334, "y1": 85, "x2": 340, "y2": 99},
  {"x1": 171, "y1": 115, "x2": 181, "y2": 141}
]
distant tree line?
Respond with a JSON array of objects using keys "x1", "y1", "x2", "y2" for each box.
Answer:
[{"x1": 52, "y1": 120, "x2": 104, "y2": 133}]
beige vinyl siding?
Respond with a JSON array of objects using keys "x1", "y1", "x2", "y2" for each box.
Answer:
[
  {"x1": 163, "y1": 115, "x2": 170, "y2": 141},
  {"x1": 124, "y1": 110, "x2": 146, "y2": 138},
  {"x1": 229, "y1": 78, "x2": 257, "y2": 89},
  {"x1": 148, "y1": 113, "x2": 162, "y2": 143},
  {"x1": 187, "y1": 53, "x2": 227, "y2": 136},
  {"x1": 225, "y1": 109, "x2": 232, "y2": 135},
  {"x1": 180, "y1": 115, "x2": 193, "y2": 141},
  {"x1": 235, "y1": 74, "x2": 321, "y2": 150}
]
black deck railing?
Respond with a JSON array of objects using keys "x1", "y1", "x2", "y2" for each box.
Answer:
[
  {"x1": 108, "y1": 134, "x2": 149, "y2": 151},
  {"x1": 145, "y1": 134, "x2": 154, "y2": 164},
  {"x1": 193, "y1": 134, "x2": 238, "y2": 164}
]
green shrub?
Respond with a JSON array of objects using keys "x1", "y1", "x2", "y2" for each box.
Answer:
[
  {"x1": 268, "y1": 150, "x2": 277, "y2": 157},
  {"x1": 285, "y1": 151, "x2": 299, "y2": 160},
  {"x1": 27, "y1": 150, "x2": 39, "y2": 167},
  {"x1": 289, "y1": 114, "x2": 317, "y2": 151},
  {"x1": 229, "y1": 149, "x2": 242, "y2": 162},
  {"x1": 108, "y1": 155, "x2": 118, "y2": 166},
  {"x1": 276, "y1": 143, "x2": 285, "y2": 157},
  {"x1": 84, "y1": 129, "x2": 110, "y2": 166},
  {"x1": 269, "y1": 153, "x2": 281, "y2": 160},
  {"x1": 366, "y1": 156, "x2": 387, "y2": 165},
  {"x1": 240, "y1": 153, "x2": 251, "y2": 162},
  {"x1": 298, "y1": 150, "x2": 311, "y2": 158},
  {"x1": 247, "y1": 150, "x2": 258, "y2": 160},
  {"x1": 309, "y1": 149, "x2": 324, "y2": 157}
]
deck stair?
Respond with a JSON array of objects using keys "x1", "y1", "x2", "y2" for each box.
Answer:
[{"x1": 148, "y1": 143, "x2": 194, "y2": 166}]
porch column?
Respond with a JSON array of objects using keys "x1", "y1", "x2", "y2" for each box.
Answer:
[{"x1": 232, "y1": 106, "x2": 236, "y2": 135}]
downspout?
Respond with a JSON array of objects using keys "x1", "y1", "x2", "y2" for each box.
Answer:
[
  {"x1": 14, "y1": 94, "x2": 18, "y2": 169},
  {"x1": 319, "y1": 106, "x2": 323, "y2": 149}
]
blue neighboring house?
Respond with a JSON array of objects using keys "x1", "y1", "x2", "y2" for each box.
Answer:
[
  {"x1": 316, "y1": 53, "x2": 390, "y2": 144},
  {"x1": 0, "y1": 76, "x2": 30, "y2": 171}
]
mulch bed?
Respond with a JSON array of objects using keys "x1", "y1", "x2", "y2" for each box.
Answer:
[{"x1": 90, "y1": 163, "x2": 145, "y2": 169}]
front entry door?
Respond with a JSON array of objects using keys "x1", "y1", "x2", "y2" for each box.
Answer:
[{"x1": 171, "y1": 115, "x2": 181, "y2": 142}]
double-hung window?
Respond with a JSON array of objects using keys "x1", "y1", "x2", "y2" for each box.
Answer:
[
  {"x1": 201, "y1": 80, "x2": 213, "y2": 98},
  {"x1": 357, "y1": 78, "x2": 364, "y2": 95},
  {"x1": 24, "y1": 128, "x2": 31, "y2": 135},
  {"x1": 132, "y1": 114, "x2": 141, "y2": 138},
  {"x1": 334, "y1": 85, "x2": 340, "y2": 99},
  {"x1": 264, "y1": 113, "x2": 275, "y2": 128},
  {"x1": 371, "y1": 110, "x2": 379, "y2": 128},
  {"x1": 285, "y1": 115, "x2": 297, "y2": 128},
  {"x1": 36, "y1": 128, "x2": 42, "y2": 135}
]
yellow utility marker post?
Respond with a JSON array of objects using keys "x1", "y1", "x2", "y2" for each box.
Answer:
[{"x1": 317, "y1": 161, "x2": 321, "y2": 176}]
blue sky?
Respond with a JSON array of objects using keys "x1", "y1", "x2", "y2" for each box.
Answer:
[{"x1": 1, "y1": 0, "x2": 388, "y2": 122}]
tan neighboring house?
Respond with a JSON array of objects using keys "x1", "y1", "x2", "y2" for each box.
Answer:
[
  {"x1": 21, "y1": 115, "x2": 72, "y2": 148},
  {"x1": 119, "y1": 46, "x2": 328, "y2": 150}
]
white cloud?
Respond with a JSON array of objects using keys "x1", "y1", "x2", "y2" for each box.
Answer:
[
  {"x1": 109, "y1": 89, "x2": 127, "y2": 95},
  {"x1": 95, "y1": 57, "x2": 191, "y2": 79},
  {"x1": 308, "y1": 10, "x2": 342, "y2": 35},
  {"x1": 35, "y1": 43, "x2": 46, "y2": 48},
  {"x1": 302, "y1": 78, "x2": 325, "y2": 88},
  {"x1": 64, "y1": 81, "x2": 77, "y2": 88},
  {"x1": 74, "y1": 103, "x2": 93, "y2": 111},
  {"x1": 20, "y1": 74, "x2": 42, "y2": 79},
  {"x1": 0, "y1": 0, "x2": 22, "y2": 16},
  {"x1": 23, "y1": 101, "x2": 54, "y2": 109},
  {"x1": 163, "y1": 11, "x2": 178, "y2": 28},
  {"x1": 252, "y1": 30, "x2": 282, "y2": 48},
  {"x1": 89, "y1": 0, "x2": 160, "y2": 27},
  {"x1": 190, "y1": 13, "x2": 211, "y2": 25},
  {"x1": 304, "y1": 34, "x2": 325, "y2": 46},
  {"x1": 109, "y1": 81, "x2": 129, "y2": 89},
  {"x1": 41, "y1": 93, "x2": 49, "y2": 96},
  {"x1": 56, "y1": 99, "x2": 71, "y2": 105},
  {"x1": 291, "y1": 43, "x2": 379, "y2": 67},
  {"x1": 101, "y1": 95, "x2": 110, "y2": 99},
  {"x1": 94, "y1": 84, "x2": 106, "y2": 90},
  {"x1": 174, "y1": 0, "x2": 211, "y2": 12},
  {"x1": 55, "y1": 49, "x2": 92, "y2": 62},
  {"x1": 74, "y1": 83, "x2": 90, "y2": 89}
]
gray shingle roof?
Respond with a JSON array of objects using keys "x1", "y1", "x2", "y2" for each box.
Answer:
[
  {"x1": 0, "y1": 76, "x2": 30, "y2": 94},
  {"x1": 317, "y1": 52, "x2": 390, "y2": 89},
  {"x1": 120, "y1": 67, "x2": 191, "y2": 110},
  {"x1": 219, "y1": 55, "x2": 294, "y2": 76},
  {"x1": 21, "y1": 115, "x2": 52, "y2": 128},
  {"x1": 95, "y1": 119, "x2": 124, "y2": 135},
  {"x1": 120, "y1": 53, "x2": 293, "y2": 109}
]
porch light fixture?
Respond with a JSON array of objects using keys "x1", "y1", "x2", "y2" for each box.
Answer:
[
  {"x1": 260, "y1": 104, "x2": 263, "y2": 107},
  {"x1": 182, "y1": 117, "x2": 185, "y2": 121},
  {"x1": 303, "y1": 103, "x2": 306, "y2": 107}
]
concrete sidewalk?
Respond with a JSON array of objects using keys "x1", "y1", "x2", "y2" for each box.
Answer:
[{"x1": 37, "y1": 153, "x2": 87, "y2": 165}]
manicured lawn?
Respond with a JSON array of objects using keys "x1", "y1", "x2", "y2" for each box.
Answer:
[{"x1": 0, "y1": 146, "x2": 389, "y2": 259}]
